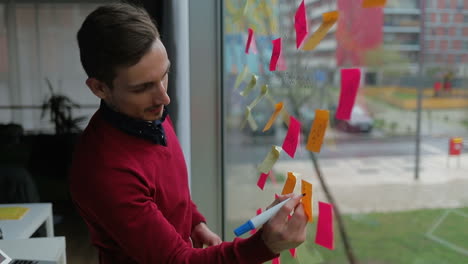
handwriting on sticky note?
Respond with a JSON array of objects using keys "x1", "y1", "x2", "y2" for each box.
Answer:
[
  {"x1": 303, "y1": 11, "x2": 339, "y2": 51},
  {"x1": 301, "y1": 180, "x2": 313, "y2": 223},
  {"x1": 269, "y1": 38, "x2": 282, "y2": 71},
  {"x1": 248, "y1": 84, "x2": 268, "y2": 109},
  {"x1": 281, "y1": 172, "x2": 297, "y2": 195},
  {"x1": 315, "y1": 201, "x2": 334, "y2": 250},
  {"x1": 295, "y1": 0, "x2": 308, "y2": 49},
  {"x1": 258, "y1": 145, "x2": 282, "y2": 173},
  {"x1": 240, "y1": 107, "x2": 258, "y2": 131},
  {"x1": 282, "y1": 116, "x2": 301, "y2": 158},
  {"x1": 240, "y1": 74, "x2": 258, "y2": 97},
  {"x1": 362, "y1": 0, "x2": 387, "y2": 8},
  {"x1": 306, "y1": 109, "x2": 329, "y2": 153},
  {"x1": 234, "y1": 66, "x2": 249, "y2": 91},
  {"x1": 263, "y1": 102, "x2": 283, "y2": 132},
  {"x1": 257, "y1": 171, "x2": 270, "y2": 190},
  {"x1": 336, "y1": 68, "x2": 360, "y2": 120}
]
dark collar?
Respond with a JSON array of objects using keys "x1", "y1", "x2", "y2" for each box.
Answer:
[{"x1": 99, "y1": 101, "x2": 168, "y2": 146}]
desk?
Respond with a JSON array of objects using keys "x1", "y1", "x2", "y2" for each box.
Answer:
[
  {"x1": 0, "y1": 237, "x2": 66, "y2": 264},
  {"x1": 0, "y1": 203, "x2": 54, "y2": 239}
]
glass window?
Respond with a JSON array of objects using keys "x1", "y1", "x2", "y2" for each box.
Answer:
[{"x1": 222, "y1": 0, "x2": 468, "y2": 263}]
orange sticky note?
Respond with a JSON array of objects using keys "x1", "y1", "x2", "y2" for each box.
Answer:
[
  {"x1": 303, "y1": 11, "x2": 339, "y2": 51},
  {"x1": 263, "y1": 102, "x2": 284, "y2": 132},
  {"x1": 362, "y1": 0, "x2": 387, "y2": 8},
  {"x1": 306, "y1": 109, "x2": 329, "y2": 153},
  {"x1": 281, "y1": 172, "x2": 297, "y2": 195},
  {"x1": 301, "y1": 180, "x2": 313, "y2": 222}
]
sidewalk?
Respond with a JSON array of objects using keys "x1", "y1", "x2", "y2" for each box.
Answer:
[{"x1": 225, "y1": 154, "x2": 468, "y2": 221}]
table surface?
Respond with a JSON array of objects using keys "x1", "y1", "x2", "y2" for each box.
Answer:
[
  {"x1": 0, "y1": 203, "x2": 52, "y2": 239},
  {"x1": 0, "y1": 237, "x2": 65, "y2": 262}
]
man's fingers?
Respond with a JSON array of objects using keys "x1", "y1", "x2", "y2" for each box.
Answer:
[
  {"x1": 267, "y1": 194, "x2": 302, "y2": 227},
  {"x1": 287, "y1": 203, "x2": 308, "y2": 235},
  {"x1": 265, "y1": 194, "x2": 293, "y2": 210}
]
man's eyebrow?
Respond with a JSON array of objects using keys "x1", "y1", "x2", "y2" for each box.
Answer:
[{"x1": 129, "y1": 61, "x2": 171, "y2": 89}]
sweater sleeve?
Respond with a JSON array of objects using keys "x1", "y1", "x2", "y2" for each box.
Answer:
[
  {"x1": 190, "y1": 200, "x2": 207, "y2": 230},
  {"x1": 72, "y1": 167, "x2": 278, "y2": 264}
]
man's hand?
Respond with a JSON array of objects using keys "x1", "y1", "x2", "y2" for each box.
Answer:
[
  {"x1": 191, "y1": 222, "x2": 222, "y2": 248},
  {"x1": 261, "y1": 193, "x2": 308, "y2": 254}
]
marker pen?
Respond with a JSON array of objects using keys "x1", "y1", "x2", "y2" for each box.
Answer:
[{"x1": 234, "y1": 195, "x2": 303, "y2": 236}]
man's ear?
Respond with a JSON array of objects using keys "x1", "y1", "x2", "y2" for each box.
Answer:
[{"x1": 86, "y1": 78, "x2": 110, "y2": 100}]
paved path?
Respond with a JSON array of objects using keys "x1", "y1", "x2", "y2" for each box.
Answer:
[{"x1": 225, "y1": 154, "x2": 468, "y2": 222}]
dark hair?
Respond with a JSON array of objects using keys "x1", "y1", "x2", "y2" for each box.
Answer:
[{"x1": 77, "y1": 3, "x2": 159, "y2": 87}]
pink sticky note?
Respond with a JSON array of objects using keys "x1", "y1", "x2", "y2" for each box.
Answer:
[
  {"x1": 274, "y1": 193, "x2": 279, "y2": 200},
  {"x1": 336, "y1": 68, "x2": 361, "y2": 120},
  {"x1": 272, "y1": 257, "x2": 281, "y2": 264},
  {"x1": 269, "y1": 38, "x2": 282, "y2": 71},
  {"x1": 257, "y1": 171, "x2": 270, "y2": 190},
  {"x1": 250, "y1": 208, "x2": 263, "y2": 234},
  {"x1": 315, "y1": 201, "x2": 335, "y2": 250},
  {"x1": 282, "y1": 116, "x2": 301, "y2": 158},
  {"x1": 245, "y1": 28, "x2": 258, "y2": 54},
  {"x1": 295, "y1": 0, "x2": 308, "y2": 49}
]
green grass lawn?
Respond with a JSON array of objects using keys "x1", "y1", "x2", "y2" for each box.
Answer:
[
  {"x1": 278, "y1": 207, "x2": 468, "y2": 264},
  {"x1": 391, "y1": 92, "x2": 418, "y2": 100}
]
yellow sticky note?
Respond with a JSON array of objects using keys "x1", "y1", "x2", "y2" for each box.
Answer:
[
  {"x1": 362, "y1": 0, "x2": 387, "y2": 8},
  {"x1": 240, "y1": 107, "x2": 258, "y2": 131},
  {"x1": 248, "y1": 84, "x2": 269, "y2": 109},
  {"x1": 240, "y1": 74, "x2": 258, "y2": 96},
  {"x1": 301, "y1": 180, "x2": 313, "y2": 222},
  {"x1": 303, "y1": 11, "x2": 339, "y2": 51},
  {"x1": 258, "y1": 145, "x2": 282, "y2": 173},
  {"x1": 263, "y1": 102, "x2": 283, "y2": 132},
  {"x1": 281, "y1": 172, "x2": 297, "y2": 195},
  {"x1": 306, "y1": 109, "x2": 329, "y2": 153},
  {"x1": 0, "y1": 207, "x2": 29, "y2": 220},
  {"x1": 234, "y1": 66, "x2": 249, "y2": 91}
]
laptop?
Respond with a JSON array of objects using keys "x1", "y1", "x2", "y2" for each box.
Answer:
[{"x1": 0, "y1": 248, "x2": 56, "y2": 264}]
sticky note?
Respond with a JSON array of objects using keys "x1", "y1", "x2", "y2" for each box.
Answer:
[
  {"x1": 0, "y1": 207, "x2": 29, "y2": 220},
  {"x1": 258, "y1": 145, "x2": 282, "y2": 173},
  {"x1": 289, "y1": 247, "x2": 297, "y2": 258},
  {"x1": 257, "y1": 171, "x2": 270, "y2": 190},
  {"x1": 250, "y1": 208, "x2": 263, "y2": 234},
  {"x1": 234, "y1": 66, "x2": 249, "y2": 91},
  {"x1": 272, "y1": 257, "x2": 281, "y2": 264},
  {"x1": 282, "y1": 116, "x2": 301, "y2": 158},
  {"x1": 245, "y1": 28, "x2": 258, "y2": 54},
  {"x1": 301, "y1": 180, "x2": 313, "y2": 222},
  {"x1": 263, "y1": 102, "x2": 284, "y2": 132},
  {"x1": 269, "y1": 38, "x2": 282, "y2": 71},
  {"x1": 303, "y1": 11, "x2": 339, "y2": 51},
  {"x1": 240, "y1": 107, "x2": 258, "y2": 131},
  {"x1": 315, "y1": 201, "x2": 334, "y2": 250},
  {"x1": 281, "y1": 172, "x2": 297, "y2": 195},
  {"x1": 295, "y1": 0, "x2": 308, "y2": 49},
  {"x1": 248, "y1": 84, "x2": 268, "y2": 109},
  {"x1": 240, "y1": 74, "x2": 258, "y2": 97},
  {"x1": 362, "y1": 0, "x2": 387, "y2": 8},
  {"x1": 336, "y1": 68, "x2": 360, "y2": 120},
  {"x1": 306, "y1": 109, "x2": 329, "y2": 153}
]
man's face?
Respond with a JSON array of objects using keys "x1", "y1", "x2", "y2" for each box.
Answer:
[{"x1": 100, "y1": 39, "x2": 171, "y2": 121}]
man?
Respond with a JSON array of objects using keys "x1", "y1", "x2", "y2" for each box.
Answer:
[{"x1": 70, "y1": 3, "x2": 308, "y2": 263}]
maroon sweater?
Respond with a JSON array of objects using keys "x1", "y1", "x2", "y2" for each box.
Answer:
[{"x1": 69, "y1": 110, "x2": 277, "y2": 263}]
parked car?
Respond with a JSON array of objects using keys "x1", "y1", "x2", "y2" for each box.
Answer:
[{"x1": 334, "y1": 105, "x2": 373, "y2": 133}]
